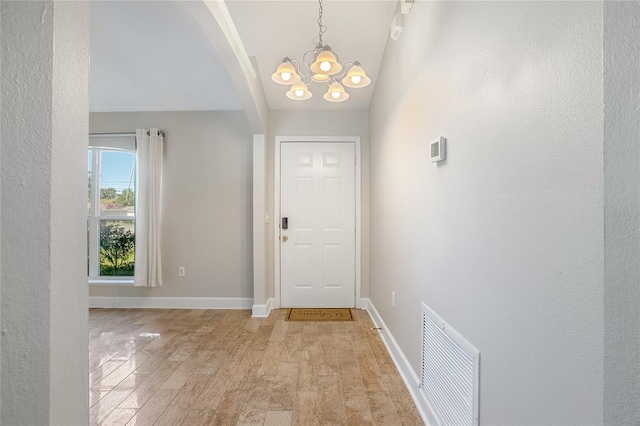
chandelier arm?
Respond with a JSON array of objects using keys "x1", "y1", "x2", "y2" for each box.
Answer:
[
  {"x1": 333, "y1": 62, "x2": 355, "y2": 80},
  {"x1": 289, "y1": 59, "x2": 303, "y2": 76},
  {"x1": 332, "y1": 50, "x2": 340, "y2": 65},
  {"x1": 290, "y1": 59, "x2": 312, "y2": 85},
  {"x1": 302, "y1": 50, "x2": 317, "y2": 73}
]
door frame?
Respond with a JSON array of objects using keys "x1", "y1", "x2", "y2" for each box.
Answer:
[{"x1": 274, "y1": 136, "x2": 362, "y2": 309}]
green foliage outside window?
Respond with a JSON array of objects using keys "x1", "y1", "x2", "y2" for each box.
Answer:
[
  {"x1": 116, "y1": 188, "x2": 135, "y2": 207},
  {"x1": 100, "y1": 223, "x2": 135, "y2": 276},
  {"x1": 100, "y1": 187, "x2": 135, "y2": 207}
]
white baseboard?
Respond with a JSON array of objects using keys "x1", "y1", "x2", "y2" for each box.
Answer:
[
  {"x1": 366, "y1": 300, "x2": 439, "y2": 426},
  {"x1": 251, "y1": 297, "x2": 274, "y2": 317},
  {"x1": 89, "y1": 296, "x2": 253, "y2": 310}
]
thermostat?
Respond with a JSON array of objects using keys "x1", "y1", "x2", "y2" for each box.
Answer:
[{"x1": 430, "y1": 137, "x2": 446, "y2": 163}]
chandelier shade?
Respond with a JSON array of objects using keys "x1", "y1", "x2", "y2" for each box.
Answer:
[
  {"x1": 309, "y1": 47, "x2": 342, "y2": 76},
  {"x1": 272, "y1": 0, "x2": 370, "y2": 103},
  {"x1": 323, "y1": 81, "x2": 349, "y2": 102},
  {"x1": 311, "y1": 73, "x2": 331, "y2": 83},
  {"x1": 286, "y1": 82, "x2": 313, "y2": 100},
  {"x1": 342, "y1": 62, "x2": 371, "y2": 88},
  {"x1": 271, "y1": 59, "x2": 301, "y2": 85}
]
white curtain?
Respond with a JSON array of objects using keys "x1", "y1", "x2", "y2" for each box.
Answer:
[{"x1": 134, "y1": 128, "x2": 163, "y2": 287}]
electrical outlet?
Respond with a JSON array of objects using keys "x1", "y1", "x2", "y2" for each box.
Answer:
[
  {"x1": 178, "y1": 266, "x2": 185, "y2": 277},
  {"x1": 392, "y1": 291, "x2": 396, "y2": 308}
]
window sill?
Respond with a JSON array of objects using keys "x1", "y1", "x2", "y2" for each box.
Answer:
[{"x1": 89, "y1": 279, "x2": 134, "y2": 286}]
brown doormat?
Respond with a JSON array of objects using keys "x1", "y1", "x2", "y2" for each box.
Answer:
[{"x1": 286, "y1": 308, "x2": 354, "y2": 321}]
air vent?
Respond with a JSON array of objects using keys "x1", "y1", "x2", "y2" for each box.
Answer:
[{"x1": 421, "y1": 303, "x2": 480, "y2": 425}]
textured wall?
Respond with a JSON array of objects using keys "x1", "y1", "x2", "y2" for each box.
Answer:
[
  {"x1": 89, "y1": 111, "x2": 254, "y2": 299},
  {"x1": 369, "y1": 2, "x2": 603, "y2": 424},
  {"x1": 50, "y1": 2, "x2": 90, "y2": 423},
  {"x1": 1, "y1": 1, "x2": 89, "y2": 423},
  {"x1": 267, "y1": 110, "x2": 370, "y2": 301},
  {"x1": 1, "y1": 2, "x2": 53, "y2": 423},
  {"x1": 604, "y1": 2, "x2": 640, "y2": 424}
]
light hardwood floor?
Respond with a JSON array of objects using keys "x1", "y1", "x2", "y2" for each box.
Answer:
[{"x1": 89, "y1": 308, "x2": 423, "y2": 425}]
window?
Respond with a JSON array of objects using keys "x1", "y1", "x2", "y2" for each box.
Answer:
[{"x1": 88, "y1": 134, "x2": 136, "y2": 281}]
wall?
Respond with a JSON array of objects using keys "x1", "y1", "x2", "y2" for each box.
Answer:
[
  {"x1": 603, "y1": 2, "x2": 640, "y2": 424},
  {"x1": 1, "y1": 3, "x2": 53, "y2": 421},
  {"x1": 369, "y1": 2, "x2": 603, "y2": 424},
  {"x1": 89, "y1": 111, "x2": 254, "y2": 300},
  {"x1": 267, "y1": 110, "x2": 370, "y2": 302},
  {"x1": 50, "y1": 2, "x2": 90, "y2": 423},
  {"x1": 1, "y1": 1, "x2": 89, "y2": 423}
]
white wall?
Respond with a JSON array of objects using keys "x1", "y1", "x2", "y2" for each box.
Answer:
[
  {"x1": 267, "y1": 110, "x2": 370, "y2": 302},
  {"x1": 1, "y1": 1, "x2": 89, "y2": 423},
  {"x1": 603, "y1": 2, "x2": 640, "y2": 424},
  {"x1": 50, "y1": 2, "x2": 90, "y2": 423},
  {"x1": 89, "y1": 111, "x2": 254, "y2": 300},
  {"x1": 252, "y1": 134, "x2": 269, "y2": 312},
  {"x1": 369, "y1": 2, "x2": 603, "y2": 424},
  {"x1": 1, "y1": 3, "x2": 52, "y2": 421}
]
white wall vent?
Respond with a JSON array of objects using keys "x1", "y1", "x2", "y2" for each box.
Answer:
[{"x1": 421, "y1": 303, "x2": 480, "y2": 425}]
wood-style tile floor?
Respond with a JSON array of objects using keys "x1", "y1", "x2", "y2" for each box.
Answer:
[{"x1": 89, "y1": 308, "x2": 423, "y2": 425}]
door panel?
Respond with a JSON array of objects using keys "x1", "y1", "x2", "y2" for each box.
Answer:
[{"x1": 280, "y1": 142, "x2": 355, "y2": 308}]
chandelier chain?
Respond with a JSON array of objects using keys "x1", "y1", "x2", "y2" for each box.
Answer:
[{"x1": 315, "y1": 0, "x2": 327, "y2": 47}]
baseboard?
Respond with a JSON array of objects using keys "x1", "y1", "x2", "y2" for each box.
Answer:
[
  {"x1": 89, "y1": 296, "x2": 253, "y2": 310},
  {"x1": 251, "y1": 297, "x2": 274, "y2": 317},
  {"x1": 366, "y1": 300, "x2": 439, "y2": 426},
  {"x1": 357, "y1": 297, "x2": 370, "y2": 309}
]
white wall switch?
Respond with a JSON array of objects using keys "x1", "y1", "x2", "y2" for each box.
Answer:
[
  {"x1": 178, "y1": 266, "x2": 185, "y2": 277},
  {"x1": 392, "y1": 291, "x2": 396, "y2": 308}
]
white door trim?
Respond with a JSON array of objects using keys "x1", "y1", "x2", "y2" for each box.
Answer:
[{"x1": 274, "y1": 136, "x2": 362, "y2": 309}]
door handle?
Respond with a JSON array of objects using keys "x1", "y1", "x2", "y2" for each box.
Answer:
[{"x1": 282, "y1": 235, "x2": 288, "y2": 242}]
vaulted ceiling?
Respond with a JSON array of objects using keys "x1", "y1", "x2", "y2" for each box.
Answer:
[
  {"x1": 89, "y1": 0, "x2": 397, "y2": 113},
  {"x1": 90, "y1": 1, "x2": 242, "y2": 112}
]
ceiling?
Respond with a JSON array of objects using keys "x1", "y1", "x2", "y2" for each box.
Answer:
[
  {"x1": 90, "y1": 1, "x2": 242, "y2": 112},
  {"x1": 89, "y1": 1, "x2": 396, "y2": 113}
]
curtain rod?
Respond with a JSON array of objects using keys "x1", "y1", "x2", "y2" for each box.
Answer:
[
  {"x1": 89, "y1": 131, "x2": 164, "y2": 137},
  {"x1": 89, "y1": 132, "x2": 136, "y2": 137}
]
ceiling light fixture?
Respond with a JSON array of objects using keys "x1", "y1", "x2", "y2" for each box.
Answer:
[{"x1": 271, "y1": 0, "x2": 371, "y2": 103}]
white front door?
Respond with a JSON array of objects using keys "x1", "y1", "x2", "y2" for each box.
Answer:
[{"x1": 280, "y1": 142, "x2": 356, "y2": 308}]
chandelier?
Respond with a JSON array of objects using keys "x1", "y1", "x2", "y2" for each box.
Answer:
[{"x1": 271, "y1": 0, "x2": 371, "y2": 102}]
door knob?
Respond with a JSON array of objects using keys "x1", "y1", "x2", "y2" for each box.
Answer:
[{"x1": 282, "y1": 235, "x2": 288, "y2": 242}]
